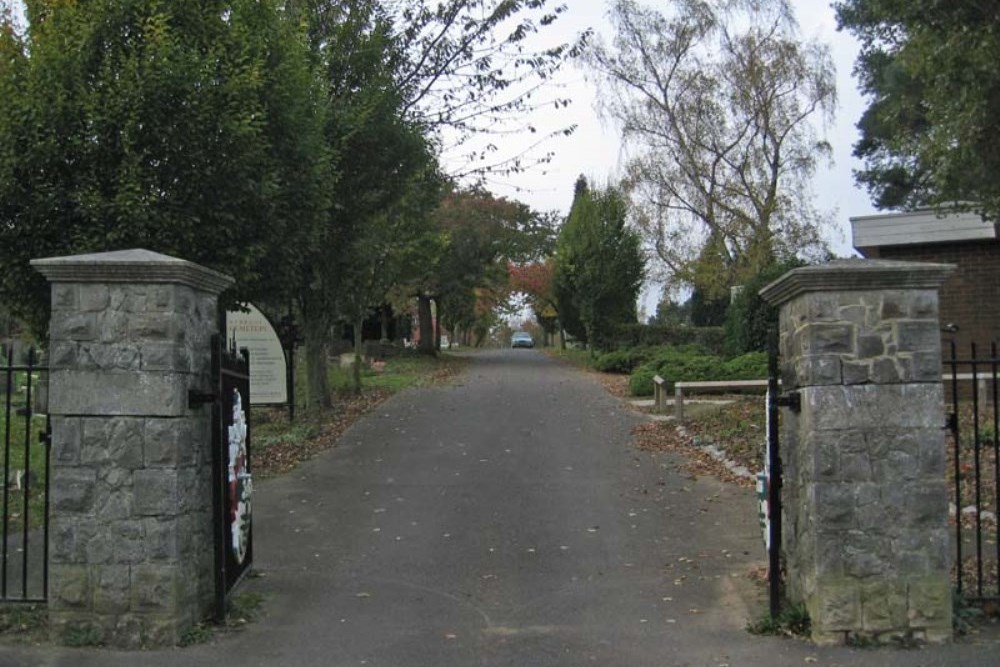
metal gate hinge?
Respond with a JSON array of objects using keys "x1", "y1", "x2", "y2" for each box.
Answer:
[
  {"x1": 775, "y1": 390, "x2": 801, "y2": 413},
  {"x1": 188, "y1": 390, "x2": 216, "y2": 409}
]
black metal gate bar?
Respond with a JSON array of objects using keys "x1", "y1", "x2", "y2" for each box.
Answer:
[
  {"x1": 948, "y1": 340, "x2": 963, "y2": 596},
  {"x1": 945, "y1": 341, "x2": 1000, "y2": 603},
  {"x1": 993, "y1": 342, "x2": 999, "y2": 598},
  {"x1": 766, "y1": 330, "x2": 783, "y2": 619},
  {"x1": 0, "y1": 346, "x2": 50, "y2": 603},
  {"x1": 971, "y1": 343, "x2": 984, "y2": 597},
  {"x1": 20, "y1": 348, "x2": 34, "y2": 599},
  {"x1": 2, "y1": 345, "x2": 12, "y2": 598}
]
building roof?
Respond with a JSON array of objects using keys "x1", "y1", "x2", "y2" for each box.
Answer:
[{"x1": 851, "y1": 208, "x2": 997, "y2": 253}]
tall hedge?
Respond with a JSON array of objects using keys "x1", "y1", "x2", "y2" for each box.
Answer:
[{"x1": 723, "y1": 259, "x2": 804, "y2": 355}]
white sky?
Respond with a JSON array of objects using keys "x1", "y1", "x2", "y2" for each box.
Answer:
[{"x1": 475, "y1": 0, "x2": 877, "y2": 261}]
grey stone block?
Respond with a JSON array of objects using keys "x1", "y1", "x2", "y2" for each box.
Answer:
[
  {"x1": 93, "y1": 565, "x2": 131, "y2": 614},
  {"x1": 141, "y1": 344, "x2": 192, "y2": 372},
  {"x1": 52, "y1": 468, "x2": 97, "y2": 513},
  {"x1": 51, "y1": 417, "x2": 82, "y2": 465},
  {"x1": 910, "y1": 291, "x2": 938, "y2": 318},
  {"x1": 896, "y1": 320, "x2": 941, "y2": 352},
  {"x1": 81, "y1": 417, "x2": 144, "y2": 469},
  {"x1": 133, "y1": 469, "x2": 180, "y2": 516},
  {"x1": 129, "y1": 314, "x2": 173, "y2": 341},
  {"x1": 50, "y1": 564, "x2": 92, "y2": 609},
  {"x1": 813, "y1": 483, "x2": 856, "y2": 529},
  {"x1": 79, "y1": 285, "x2": 110, "y2": 312},
  {"x1": 114, "y1": 520, "x2": 147, "y2": 563},
  {"x1": 131, "y1": 564, "x2": 178, "y2": 611},
  {"x1": 50, "y1": 314, "x2": 97, "y2": 342},
  {"x1": 871, "y1": 358, "x2": 900, "y2": 384},
  {"x1": 50, "y1": 370, "x2": 189, "y2": 417},
  {"x1": 145, "y1": 519, "x2": 179, "y2": 561},
  {"x1": 804, "y1": 384, "x2": 944, "y2": 432},
  {"x1": 145, "y1": 418, "x2": 195, "y2": 467},
  {"x1": 50, "y1": 516, "x2": 97, "y2": 564},
  {"x1": 795, "y1": 355, "x2": 843, "y2": 386},
  {"x1": 880, "y1": 295, "x2": 906, "y2": 320},
  {"x1": 857, "y1": 334, "x2": 884, "y2": 359},
  {"x1": 50, "y1": 342, "x2": 78, "y2": 370},
  {"x1": 801, "y1": 323, "x2": 855, "y2": 355},
  {"x1": 80, "y1": 343, "x2": 140, "y2": 371},
  {"x1": 841, "y1": 360, "x2": 871, "y2": 385},
  {"x1": 51, "y1": 284, "x2": 79, "y2": 311}
]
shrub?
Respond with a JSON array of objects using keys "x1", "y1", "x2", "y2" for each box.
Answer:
[
  {"x1": 720, "y1": 352, "x2": 768, "y2": 379},
  {"x1": 628, "y1": 346, "x2": 725, "y2": 396},
  {"x1": 592, "y1": 347, "x2": 655, "y2": 374},
  {"x1": 627, "y1": 348, "x2": 768, "y2": 396},
  {"x1": 724, "y1": 260, "x2": 804, "y2": 355}
]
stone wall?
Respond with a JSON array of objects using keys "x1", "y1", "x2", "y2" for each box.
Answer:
[
  {"x1": 33, "y1": 250, "x2": 233, "y2": 648},
  {"x1": 761, "y1": 259, "x2": 955, "y2": 645}
]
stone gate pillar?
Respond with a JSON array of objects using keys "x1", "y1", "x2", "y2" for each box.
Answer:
[
  {"x1": 760, "y1": 259, "x2": 955, "y2": 645},
  {"x1": 32, "y1": 249, "x2": 233, "y2": 647}
]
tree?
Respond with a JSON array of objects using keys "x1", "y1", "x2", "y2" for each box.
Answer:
[
  {"x1": 585, "y1": 0, "x2": 835, "y2": 298},
  {"x1": 0, "y1": 0, "x2": 331, "y2": 334},
  {"x1": 553, "y1": 177, "x2": 645, "y2": 352},
  {"x1": 424, "y1": 187, "x2": 551, "y2": 352},
  {"x1": 835, "y1": 1, "x2": 1000, "y2": 217},
  {"x1": 287, "y1": 0, "x2": 441, "y2": 405},
  {"x1": 722, "y1": 258, "x2": 803, "y2": 355},
  {"x1": 389, "y1": 0, "x2": 586, "y2": 180},
  {"x1": 508, "y1": 259, "x2": 557, "y2": 345}
]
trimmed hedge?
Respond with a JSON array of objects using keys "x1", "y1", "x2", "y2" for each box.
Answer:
[
  {"x1": 592, "y1": 346, "x2": 657, "y2": 374},
  {"x1": 628, "y1": 348, "x2": 768, "y2": 396},
  {"x1": 612, "y1": 323, "x2": 726, "y2": 356}
]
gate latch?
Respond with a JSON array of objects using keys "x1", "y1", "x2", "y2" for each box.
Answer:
[
  {"x1": 774, "y1": 390, "x2": 801, "y2": 413},
  {"x1": 188, "y1": 390, "x2": 216, "y2": 409}
]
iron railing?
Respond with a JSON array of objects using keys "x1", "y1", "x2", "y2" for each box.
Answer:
[{"x1": 0, "y1": 346, "x2": 50, "y2": 603}]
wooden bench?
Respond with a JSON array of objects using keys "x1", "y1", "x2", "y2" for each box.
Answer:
[
  {"x1": 653, "y1": 375, "x2": 769, "y2": 420},
  {"x1": 674, "y1": 379, "x2": 769, "y2": 420},
  {"x1": 664, "y1": 372, "x2": 986, "y2": 421}
]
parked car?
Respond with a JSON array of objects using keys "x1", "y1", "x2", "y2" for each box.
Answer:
[{"x1": 511, "y1": 331, "x2": 534, "y2": 349}]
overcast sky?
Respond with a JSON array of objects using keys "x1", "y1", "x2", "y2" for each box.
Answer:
[{"x1": 473, "y1": 0, "x2": 878, "y2": 261}]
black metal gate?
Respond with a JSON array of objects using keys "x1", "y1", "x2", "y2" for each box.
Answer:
[
  {"x1": 763, "y1": 330, "x2": 800, "y2": 619},
  {"x1": 210, "y1": 335, "x2": 253, "y2": 620},
  {"x1": 944, "y1": 341, "x2": 1000, "y2": 604},
  {"x1": 764, "y1": 332, "x2": 784, "y2": 618},
  {"x1": 0, "y1": 346, "x2": 50, "y2": 603}
]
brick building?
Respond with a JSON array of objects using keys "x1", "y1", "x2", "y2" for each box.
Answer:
[{"x1": 852, "y1": 208, "x2": 1000, "y2": 353}]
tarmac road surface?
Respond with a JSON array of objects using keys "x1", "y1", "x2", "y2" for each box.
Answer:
[{"x1": 2, "y1": 349, "x2": 998, "y2": 666}]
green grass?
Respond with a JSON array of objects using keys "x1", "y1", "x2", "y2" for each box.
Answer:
[
  {"x1": 544, "y1": 347, "x2": 598, "y2": 369},
  {"x1": 0, "y1": 604, "x2": 47, "y2": 644},
  {"x1": 0, "y1": 384, "x2": 48, "y2": 532},
  {"x1": 746, "y1": 604, "x2": 811, "y2": 637}
]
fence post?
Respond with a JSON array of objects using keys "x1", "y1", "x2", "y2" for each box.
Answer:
[
  {"x1": 32, "y1": 249, "x2": 233, "y2": 648},
  {"x1": 760, "y1": 259, "x2": 955, "y2": 645}
]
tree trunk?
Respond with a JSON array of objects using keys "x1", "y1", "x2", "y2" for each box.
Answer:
[
  {"x1": 352, "y1": 316, "x2": 364, "y2": 394},
  {"x1": 380, "y1": 304, "x2": 391, "y2": 342},
  {"x1": 433, "y1": 299, "x2": 442, "y2": 351},
  {"x1": 417, "y1": 295, "x2": 436, "y2": 356},
  {"x1": 304, "y1": 316, "x2": 332, "y2": 410},
  {"x1": 559, "y1": 323, "x2": 567, "y2": 350}
]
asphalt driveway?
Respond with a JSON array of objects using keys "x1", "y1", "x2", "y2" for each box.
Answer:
[{"x1": 2, "y1": 349, "x2": 998, "y2": 666}]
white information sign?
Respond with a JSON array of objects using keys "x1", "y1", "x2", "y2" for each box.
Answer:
[{"x1": 226, "y1": 303, "x2": 288, "y2": 405}]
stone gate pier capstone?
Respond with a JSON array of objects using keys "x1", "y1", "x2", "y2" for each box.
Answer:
[
  {"x1": 761, "y1": 259, "x2": 955, "y2": 645},
  {"x1": 32, "y1": 249, "x2": 233, "y2": 647}
]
